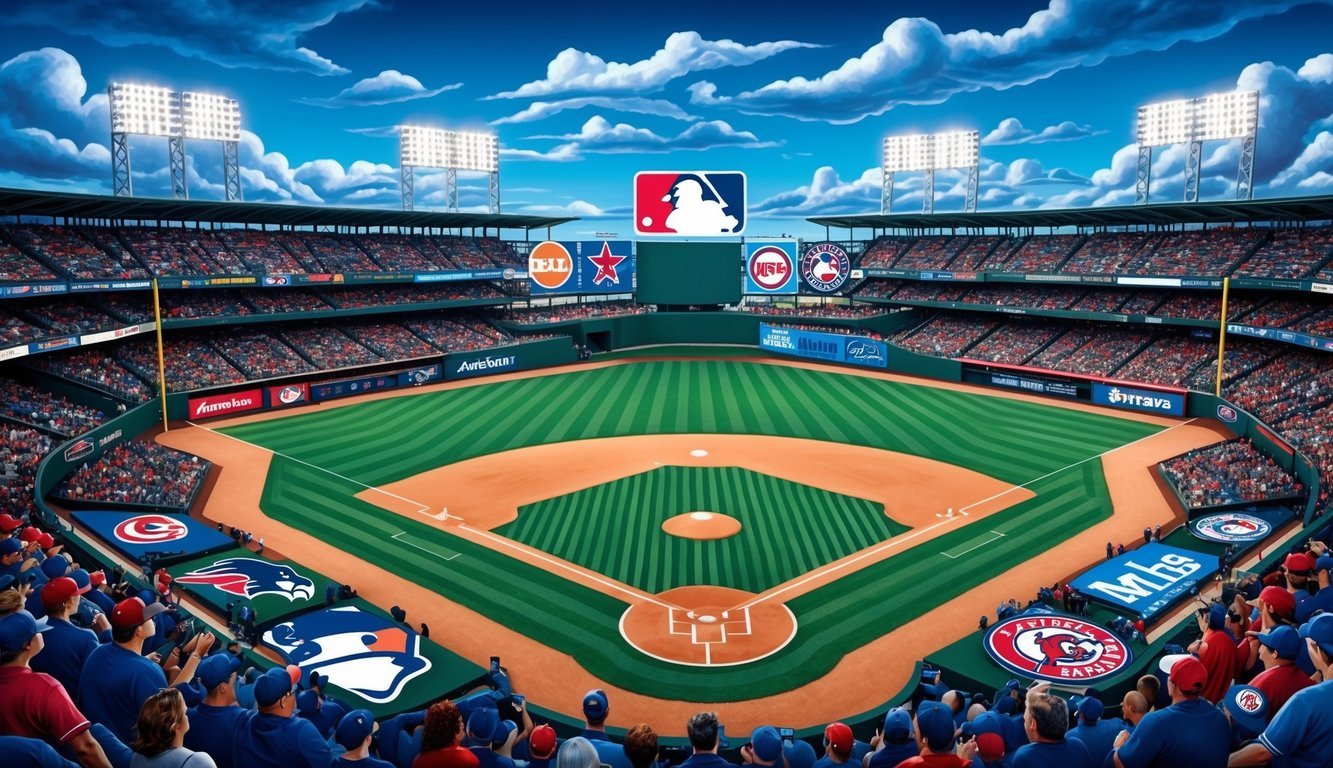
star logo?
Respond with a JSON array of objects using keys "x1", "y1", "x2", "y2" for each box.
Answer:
[{"x1": 587, "y1": 241, "x2": 627, "y2": 286}]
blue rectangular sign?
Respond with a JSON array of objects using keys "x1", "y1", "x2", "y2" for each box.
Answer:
[
  {"x1": 447, "y1": 350, "x2": 518, "y2": 380},
  {"x1": 529, "y1": 241, "x2": 633, "y2": 296},
  {"x1": 1091, "y1": 382, "x2": 1185, "y2": 416},
  {"x1": 310, "y1": 375, "x2": 398, "y2": 402},
  {"x1": 1070, "y1": 542, "x2": 1218, "y2": 621},
  {"x1": 758, "y1": 323, "x2": 887, "y2": 369},
  {"x1": 71, "y1": 510, "x2": 235, "y2": 564},
  {"x1": 744, "y1": 241, "x2": 798, "y2": 294}
]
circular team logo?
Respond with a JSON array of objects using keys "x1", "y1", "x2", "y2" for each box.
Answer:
[
  {"x1": 1216, "y1": 405, "x2": 1239, "y2": 423},
  {"x1": 1233, "y1": 687, "x2": 1264, "y2": 716},
  {"x1": 800, "y1": 242, "x2": 850, "y2": 293},
  {"x1": 114, "y1": 514, "x2": 189, "y2": 544},
  {"x1": 528, "y1": 241, "x2": 573, "y2": 291},
  {"x1": 278, "y1": 386, "x2": 304, "y2": 404},
  {"x1": 748, "y1": 246, "x2": 794, "y2": 291},
  {"x1": 1190, "y1": 512, "x2": 1271, "y2": 543},
  {"x1": 983, "y1": 614, "x2": 1132, "y2": 683}
]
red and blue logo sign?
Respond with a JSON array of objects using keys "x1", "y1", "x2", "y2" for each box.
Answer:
[
  {"x1": 176, "y1": 557, "x2": 316, "y2": 602},
  {"x1": 114, "y1": 514, "x2": 189, "y2": 544},
  {"x1": 73, "y1": 510, "x2": 235, "y2": 563},
  {"x1": 263, "y1": 605, "x2": 432, "y2": 704},
  {"x1": 745, "y1": 242, "x2": 797, "y2": 294},
  {"x1": 1216, "y1": 404, "x2": 1239, "y2": 423},
  {"x1": 800, "y1": 242, "x2": 851, "y2": 293},
  {"x1": 983, "y1": 613, "x2": 1133, "y2": 683},
  {"x1": 1189, "y1": 512, "x2": 1272, "y2": 543},
  {"x1": 634, "y1": 172, "x2": 746, "y2": 236}
]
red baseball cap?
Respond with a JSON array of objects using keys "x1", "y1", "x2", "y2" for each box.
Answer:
[
  {"x1": 89, "y1": 570, "x2": 106, "y2": 588},
  {"x1": 1168, "y1": 656, "x2": 1207, "y2": 694},
  {"x1": 1248, "y1": 585, "x2": 1297, "y2": 618},
  {"x1": 529, "y1": 724, "x2": 557, "y2": 759},
  {"x1": 19, "y1": 527, "x2": 42, "y2": 544},
  {"x1": 0, "y1": 514, "x2": 23, "y2": 532},
  {"x1": 37, "y1": 533, "x2": 55, "y2": 549},
  {"x1": 976, "y1": 732, "x2": 1005, "y2": 762},
  {"x1": 1284, "y1": 553, "x2": 1314, "y2": 573},
  {"x1": 41, "y1": 577, "x2": 79, "y2": 611},
  {"x1": 824, "y1": 722, "x2": 853, "y2": 754},
  {"x1": 109, "y1": 597, "x2": 168, "y2": 631}
]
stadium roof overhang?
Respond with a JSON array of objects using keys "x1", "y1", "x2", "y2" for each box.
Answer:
[
  {"x1": 0, "y1": 187, "x2": 576, "y2": 233},
  {"x1": 807, "y1": 195, "x2": 1333, "y2": 232}
]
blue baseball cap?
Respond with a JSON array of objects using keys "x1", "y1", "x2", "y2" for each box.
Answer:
[
  {"x1": 175, "y1": 682, "x2": 205, "y2": 708},
  {"x1": 197, "y1": 653, "x2": 240, "y2": 690},
  {"x1": 1316, "y1": 555, "x2": 1333, "y2": 574},
  {"x1": 582, "y1": 689, "x2": 609, "y2": 721},
  {"x1": 1207, "y1": 603, "x2": 1228, "y2": 630},
  {"x1": 915, "y1": 701, "x2": 955, "y2": 752},
  {"x1": 296, "y1": 688, "x2": 321, "y2": 713},
  {"x1": 0, "y1": 538, "x2": 22, "y2": 556},
  {"x1": 782, "y1": 739, "x2": 816, "y2": 768},
  {"x1": 883, "y1": 708, "x2": 913, "y2": 743},
  {"x1": 1256, "y1": 625, "x2": 1301, "y2": 661},
  {"x1": 67, "y1": 569, "x2": 92, "y2": 595},
  {"x1": 253, "y1": 665, "x2": 301, "y2": 708},
  {"x1": 1075, "y1": 696, "x2": 1104, "y2": 722},
  {"x1": 41, "y1": 556, "x2": 70, "y2": 580},
  {"x1": 0, "y1": 610, "x2": 51, "y2": 654},
  {"x1": 750, "y1": 726, "x2": 783, "y2": 762},
  {"x1": 1221, "y1": 685, "x2": 1268, "y2": 736},
  {"x1": 995, "y1": 696, "x2": 1016, "y2": 715},
  {"x1": 467, "y1": 706, "x2": 500, "y2": 743},
  {"x1": 1300, "y1": 613, "x2": 1333, "y2": 656},
  {"x1": 970, "y1": 711, "x2": 1004, "y2": 737},
  {"x1": 492, "y1": 719, "x2": 518, "y2": 748},
  {"x1": 335, "y1": 709, "x2": 377, "y2": 751}
]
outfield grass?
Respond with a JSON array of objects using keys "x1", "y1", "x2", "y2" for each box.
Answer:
[
  {"x1": 226, "y1": 359, "x2": 1161, "y2": 700},
  {"x1": 501, "y1": 465, "x2": 907, "y2": 594}
]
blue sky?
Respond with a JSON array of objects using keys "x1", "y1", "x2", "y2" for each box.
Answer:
[{"x1": 2, "y1": 0, "x2": 1333, "y2": 238}]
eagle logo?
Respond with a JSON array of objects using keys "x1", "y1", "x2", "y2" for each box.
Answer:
[{"x1": 175, "y1": 558, "x2": 315, "y2": 602}]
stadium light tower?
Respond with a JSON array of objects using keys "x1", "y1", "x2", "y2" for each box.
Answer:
[
  {"x1": 399, "y1": 126, "x2": 500, "y2": 213},
  {"x1": 1134, "y1": 90, "x2": 1258, "y2": 204},
  {"x1": 882, "y1": 130, "x2": 979, "y2": 215},
  {"x1": 109, "y1": 82, "x2": 244, "y2": 201}
]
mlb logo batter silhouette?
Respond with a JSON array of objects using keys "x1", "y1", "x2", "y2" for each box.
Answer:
[{"x1": 635, "y1": 172, "x2": 746, "y2": 236}]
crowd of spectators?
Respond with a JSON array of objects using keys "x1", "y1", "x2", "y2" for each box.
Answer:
[
  {"x1": 297, "y1": 235, "x2": 380, "y2": 273},
  {"x1": 321, "y1": 284, "x2": 507, "y2": 310},
  {"x1": 734, "y1": 302, "x2": 885, "y2": 318},
  {"x1": 768, "y1": 322, "x2": 885, "y2": 340},
  {"x1": 1161, "y1": 439, "x2": 1303, "y2": 508},
  {"x1": 15, "y1": 299, "x2": 122, "y2": 337},
  {"x1": 0, "y1": 425, "x2": 52, "y2": 520},
  {"x1": 1130, "y1": 228, "x2": 1265, "y2": 276},
  {"x1": 1114, "y1": 335, "x2": 1213, "y2": 387},
  {"x1": 53, "y1": 439, "x2": 210, "y2": 509},
  {"x1": 94, "y1": 293, "x2": 154, "y2": 325},
  {"x1": 26, "y1": 348, "x2": 149, "y2": 401},
  {"x1": 857, "y1": 237, "x2": 912, "y2": 268},
  {"x1": 948, "y1": 235, "x2": 1009, "y2": 270},
  {"x1": 990, "y1": 234, "x2": 1081, "y2": 273},
  {"x1": 215, "y1": 231, "x2": 310, "y2": 274},
  {"x1": 406, "y1": 317, "x2": 506, "y2": 352},
  {"x1": 502, "y1": 301, "x2": 652, "y2": 324},
  {"x1": 280, "y1": 327, "x2": 384, "y2": 370},
  {"x1": 160, "y1": 291, "x2": 255, "y2": 320},
  {"x1": 893, "y1": 237, "x2": 968, "y2": 271},
  {"x1": 895, "y1": 315, "x2": 997, "y2": 357},
  {"x1": 115, "y1": 228, "x2": 241, "y2": 276},
  {"x1": 207, "y1": 331, "x2": 316, "y2": 380},
  {"x1": 1235, "y1": 226, "x2": 1333, "y2": 279},
  {"x1": 1233, "y1": 297, "x2": 1321, "y2": 329},
  {"x1": 117, "y1": 337, "x2": 248, "y2": 393},
  {"x1": 961, "y1": 322, "x2": 1063, "y2": 366},
  {"x1": 0, "y1": 307, "x2": 45, "y2": 348},
  {"x1": 241, "y1": 290, "x2": 333, "y2": 315},
  {"x1": 0, "y1": 237, "x2": 59, "y2": 281},
  {"x1": 1069, "y1": 290, "x2": 1132, "y2": 313},
  {"x1": 1061, "y1": 232, "x2": 1151, "y2": 274},
  {"x1": 0, "y1": 377, "x2": 107, "y2": 436},
  {"x1": 344, "y1": 322, "x2": 439, "y2": 360},
  {"x1": 4, "y1": 226, "x2": 149, "y2": 280},
  {"x1": 356, "y1": 235, "x2": 451, "y2": 272},
  {"x1": 958, "y1": 285, "x2": 1083, "y2": 310}
]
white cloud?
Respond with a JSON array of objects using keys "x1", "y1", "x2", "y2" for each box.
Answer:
[
  {"x1": 489, "y1": 31, "x2": 821, "y2": 99},
  {"x1": 491, "y1": 96, "x2": 697, "y2": 125},
  {"x1": 300, "y1": 70, "x2": 461, "y2": 108},
  {"x1": 689, "y1": 0, "x2": 1311, "y2": 123},
  {"x1": 509, "y1": 116, "x2": 777, "y2": 161},
  {"x1": 981, "y1": 117, "x2": 1105, "y2": 145}
]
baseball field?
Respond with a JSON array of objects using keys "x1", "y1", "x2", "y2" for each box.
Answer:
[{"x1": 157, "y1": 354, "x2": 1229, "y2": 727}]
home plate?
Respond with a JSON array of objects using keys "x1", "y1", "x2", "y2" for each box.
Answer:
[{"x1": 690, "y1": 449, "x2": 708, "y2": 457}]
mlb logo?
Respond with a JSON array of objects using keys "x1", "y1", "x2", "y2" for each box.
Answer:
[{"x1": 635, "y1": 171, "x2": 746, "y2": 236}]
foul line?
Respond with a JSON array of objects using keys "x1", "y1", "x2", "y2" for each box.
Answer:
[
  {"x1": 392, "y1": 531, "x2": 459, "y2": 561},
  {"x1": 739, "y1": 418, "x2": 1200, "y2": 611},
  {"x1": 186, "y1": 421, "x2": 433, "y2": 515},
  {"x1": 941, "y1": 530, "x2": 1006, "y2": 559}
]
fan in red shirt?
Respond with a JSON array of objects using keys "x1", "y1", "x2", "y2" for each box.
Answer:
[{"x1": 1247, "y1": 625, "x2": 1314, "y2": 718}]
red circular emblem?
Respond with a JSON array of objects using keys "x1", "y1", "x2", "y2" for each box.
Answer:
[
  {"x1": 983, "y1": 614, "x2": 1133, "y2": 683},
  {"x1": 114, "y1": 514, "x2": 189, "y2": 544}
]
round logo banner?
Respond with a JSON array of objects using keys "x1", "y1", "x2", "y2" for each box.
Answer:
[
  {"x1": 800, "y1": 242, "x2": 851, "y2": 293},
  {"x1": 983, "y1": 614, "x2": 1133, "y2": 684},
  {"x1": 1189, "y1": 512, "x2": 1272, "y2": 543}
]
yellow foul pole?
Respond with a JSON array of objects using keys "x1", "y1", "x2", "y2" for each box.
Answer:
[
  {"x1": 1215, "y1": 276, "x2": 1230, "y2": 397},
  {"x1": 152, "y1": 278, "x2": 169, "y2": 432}
]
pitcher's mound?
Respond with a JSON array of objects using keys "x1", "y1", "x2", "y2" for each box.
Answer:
[{"x1": 662, "y1": 511, "x2": 741, "y2": 540}]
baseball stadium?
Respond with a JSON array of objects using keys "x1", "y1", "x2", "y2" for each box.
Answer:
[{"x1": 2, "y1": 9, "x2": 1333, "y2": 768}]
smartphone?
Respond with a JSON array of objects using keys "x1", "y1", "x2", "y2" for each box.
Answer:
[
  {"x1": 490, "y1": 656, "x2": 501, "y2": 675},
  {"x1": 718, "y1": 725, "x2": 729, "y2": 749},
  {"x1": 779, "y1": 728, "x2": 795, "y2": 745},
  {"x1": 511, "y1": 694, "x2": 526, "y2": 708}
]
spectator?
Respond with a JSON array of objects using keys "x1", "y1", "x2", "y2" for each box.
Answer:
[
  {"x1": 1228, "y1": 613, "x2": 1333, "y2": 767},
  {"x1": 864, "y1": 708, "x2": 917, "y2": 768},
  {"x1": 1112, "y1": 656, "x2": 1229, "y2": 768},
  {"x1": 623, "y1": 723, "x2": 659, "y2": 768},
  {"x1": 1246, "y1": 626, "x2": 1313, "y2": 717},
  {"x1": 679, "y1": 712, "x2": 734, "y2": 768},
  {"x1": 0, "y1": 609, "x2": 112, "y2": 767},
  {"x1": 1067, "y1": 695, "x2": 1121, "y2": 766},
  {"x1": 1295, "y1": 555, "x2": 1333, "y2": 622},
  {"x1": 184, "y1": 654, "x2": 247, "y2": 768},
  {"x1": 813, "y1": 722, "x2": 854, "y2": 768},
  {"x1": 414, "y1": 700, "x2": 479, "y2": 768},
  {"x1": 335, "y1": 708, "x2": 395, "y2": 768},
  {"x1": 233, "y1": 665, "x2": 331, "y2": 768},
  {"x1": 1190, "y1": 604, "x2": 1239, "y2": 704},
  {"x1": 30, "y1": 576, "x2": 104, "y2": 698},
  {"x1": 128, "y1": 686, "x2": 216, "y2": 767},
  {"x1": 580, "y1": 689, "x2": 611, "y2": 742},
  {"x1": 295, "y1": 687, "x2": 349, "y2": 741},
  {"x1": 1118, "y1": 691, "x2": 1149, "y2": 731},
  {"x1": 896, "y1": 701, "x2": 968, "y2": 767},
  {"x1": 557, "y1": 738, "x2": 601, "y2": 768},
  {"x1": 79, "y1": 597, "x2": 176, "y2": 743},
  {"x1": 1013, "y1": 688, "x2": 1092, "y2": 768}
]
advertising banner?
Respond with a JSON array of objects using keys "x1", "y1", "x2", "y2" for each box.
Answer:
[
  {"x1": 1188, "y1": 512, "x2": 1276, "y2": 544},
  {"x1": 171, "y1": 551, "x2": 326, "y2": 624},
  {"x1": 633, "y1": 171, "x2": 746, "y2": 236},
  {"x1": 1071, "y1": 542, "x2": 1218, "y2": 621},
  {"x1": 447, "y1": 350, "x2": 518, "y2": 380},
  {"x1": 398, "y1": 363, "x2": 443, "y2": 386},
  {"x1": 1226, "y1": 323, "x2": 1333, "y2": 353},
  {"x1": 71, "y1": 511, "x2": 234, "y2": 564},
  {"x1": 744, "y1": 241, "x2": 798, "y2": 294},
  {"x1": 799, "y1": 242, "x2": 852, "y2": 294},
  {"x1": 758, "y1": 323, "x2": 887, "y2": 369},
  {"x1": 188, "y1": 388, "x2": 263, "y2": 420},
  {"x1": 528, "y1": 241, "x2": 633, "y2": 296},
  {"x1": 309, "y1": 375, "x2": 398, "y2": 402},
  {"x1": 988, "y1": 372, "x2": 1080, "y2": 398},
  {"x1": 983, "y1": 612, "x2": 1134, "y2": 683},
  {"x1": 266, "y1": 383, "x2": 309, "y2": 409},
  {"x1": 1091, "y1": 383, "x2": 1185, "y2": 416}
]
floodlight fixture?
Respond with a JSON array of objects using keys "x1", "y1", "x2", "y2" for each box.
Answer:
[
  {"x1": 1134, "y1": 89, "x2": 1259, "y2": 203},
  {"x1": 1135, "y1": 98, "x2": 1193, "y2": 147},
  {"x1": 399, "y1": 124, "x2": 452, "y2": 169},
  {"x1": 453, "y1": 131, "x2": 499, "y2": 174},
  {"x1": 932, "y1": 130, "x2": 980, "y2": 171},
  {"x1": 882, "y1": 134, "x2": 933, "y2": 173},
  {"x1": 1195, "y1": 90, "x2": 1259, "y2": 141},
  {"x1": 881, "y1": 130, "x2": 980, "y2": 214},
  {"x1": 181, "y1": 91, "x2": 241, "y2": 142},
  {"x1": 399, "y1": 125, "x2": 501, "y2": 213},
  {"x1": 109, "y1": 82, "x2": 180, "y2": 138}
]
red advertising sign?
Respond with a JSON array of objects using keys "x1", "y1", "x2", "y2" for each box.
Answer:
[
  {"x1": 267, "y1": 383, "x2": 309, "y2": 408},
  {"x1": 188, "y1": 389, "x2": 263, "y2": 420}
]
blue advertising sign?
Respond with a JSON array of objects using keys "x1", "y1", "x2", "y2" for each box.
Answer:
[
  {"x1": 309, "y1": 375, "x2": 398, "y2": 402},
  {"x1": 529, "y1": 241, "x2": 633, "y2": 296},
  {"x1": 1227, "y1": 323, "x2": 1333, "y2": 353},
  {"x1": 398, "y1": 363, "x2": 443, "y2": 386},
  {"x1": 447, "y1": 350, "x2": 518, "y2": 380},
  {"x1": 758, "y1": 323, "x2": 887, "y2": 369},
  {"x1": 1070, "y1": 542, "x2": 1218, "y2": 621},
  {"x1": 71, "y1": 511, "x2": 235, "y2": 564},
  {"x1": 745, "y1": 241, "x2": 798, "y2": 294},
  {"x1": 1091, "y1": 383, "x2": 1185, "y2": 416}
]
